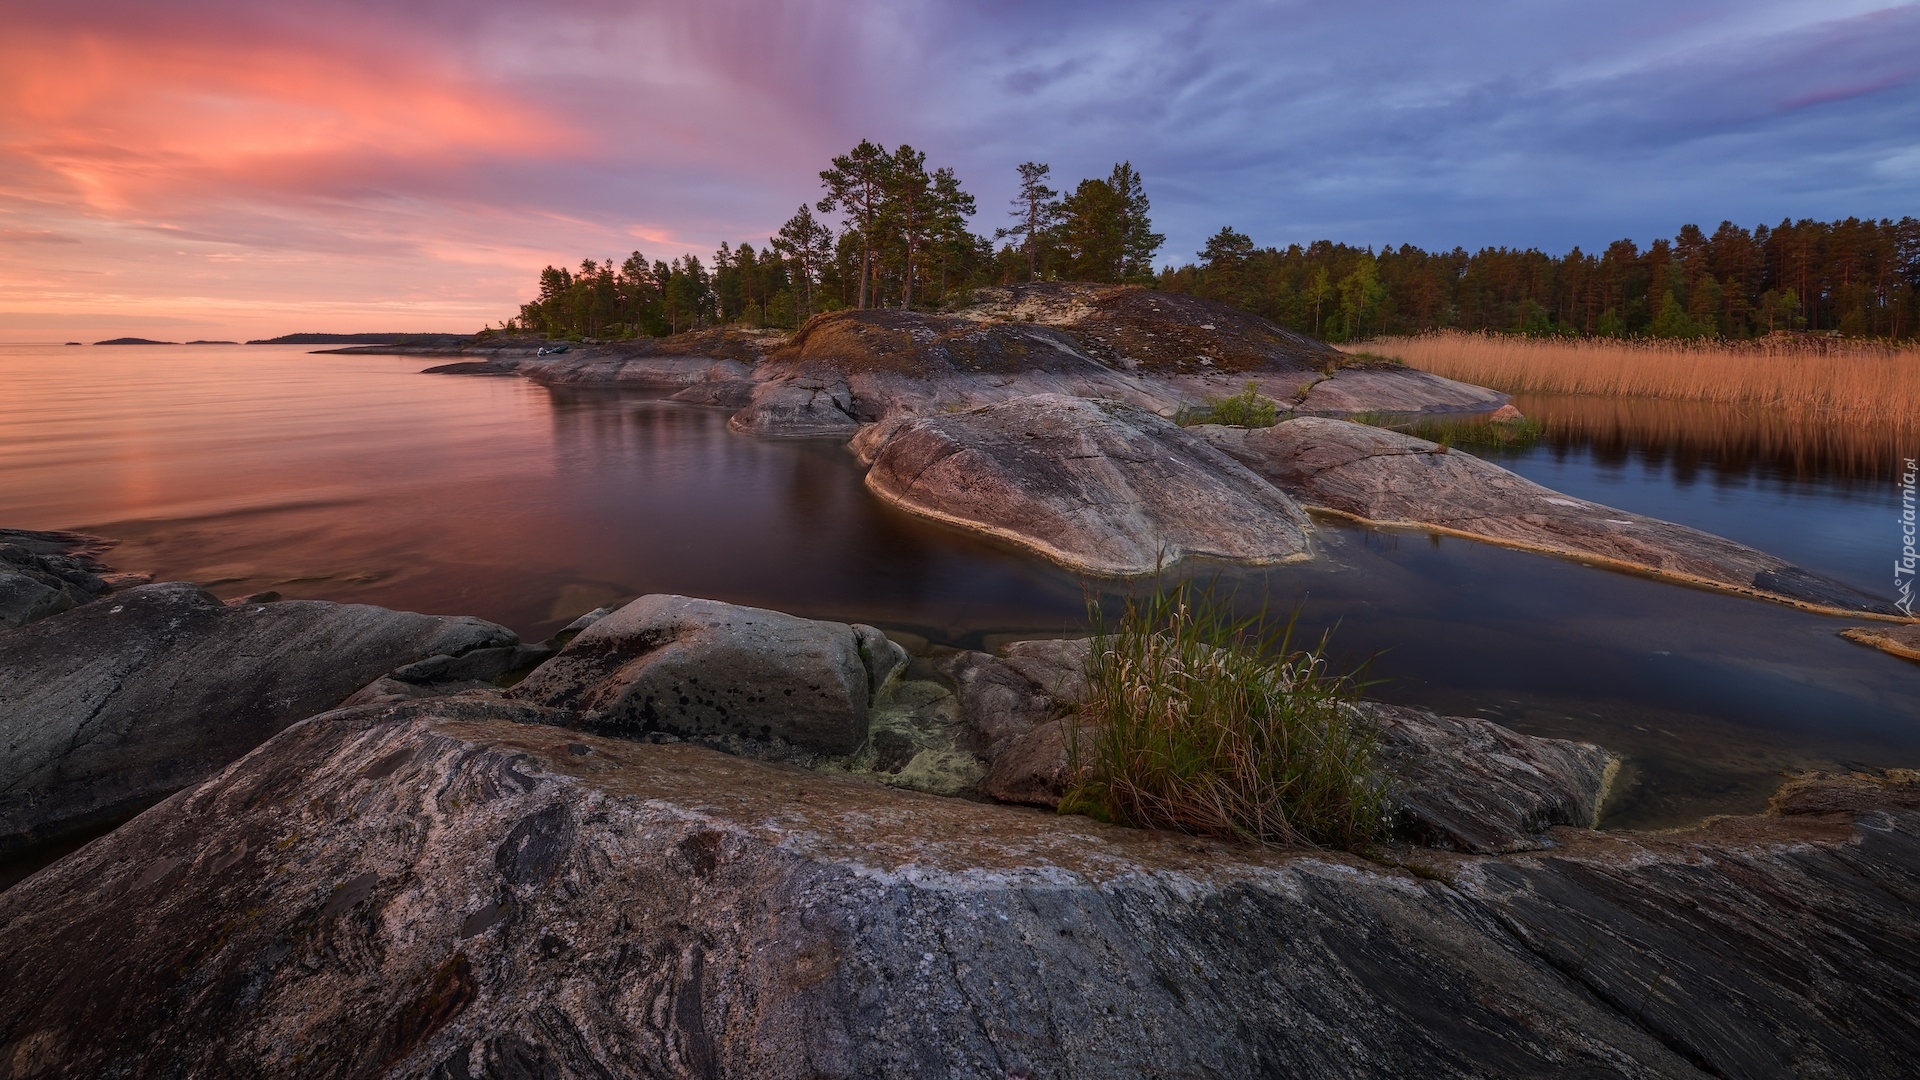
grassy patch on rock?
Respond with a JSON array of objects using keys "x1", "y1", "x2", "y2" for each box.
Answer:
[
  {"x1": 1351, "y1": 411, "x2": 1547, "y2": 451},
  {"x1": 1060, "y1": 584, "x2": 1388, "y2": 850},
  {"x1": 1176, "y1": 382, "x2": 1281, "y2": 428}
]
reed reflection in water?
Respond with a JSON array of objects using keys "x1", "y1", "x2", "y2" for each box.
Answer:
[{"x1": 1510, "y1": 392, "x2": 1913, "y2": 487}]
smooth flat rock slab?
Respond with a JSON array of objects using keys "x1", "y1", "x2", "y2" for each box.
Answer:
[
  {"x1": 532, "y1": 354, "x2": 755, "y2": 390},
  {"x1": 1203, "y1": 417, "x2": 1901, "y2": 617},
  {"x1": 0, "y1": 582, "x2": 516, "y2": 855},
  {"x1": 1295, "y1": 367, "x2": 1507, "y2": 415},
  {"x1": 507, "y1": 594, "x2": 880, "y2": 754},
  {"x1": 1842, "y1": 623, "x2": 1920, "y2": 662},
  {"x1": 420, "y1": 359, "x2": 521, "y2": 376},
  {"x1": 5, "y1": 701, "x2": 1918, "y2": 1077},
  {"x1": 865, "y1": 394, "x2": 1314, "y2": 575}
]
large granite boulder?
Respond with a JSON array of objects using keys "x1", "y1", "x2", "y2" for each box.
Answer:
[
  {"x1": 0, "y1": 529, "x2": 115, "y2": 629},
  {"x1": 507, "y1": 594, "x2": 885, "y2": 755},
  {"x1": 1366, "y1": 703, "x2": 1618, "y2": 854},
  {"x1": 3, "y1": 700, "x2": 1916, "y2": 1077},
  {"x1": 728, "y1": 376, "x2": 865, "y2": 437},
  {"x1": 864, "y1": 394, "x2": 1315, "y2": 575},
  {"x1": 1203, "y1": 417, "x2": 1901, "y2": 616},
  {"x1": 0, "y1": 582, "x2": 516, "y2": 855}
]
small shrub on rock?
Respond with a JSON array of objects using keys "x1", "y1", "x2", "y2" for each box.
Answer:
[{"x1": 1060, "y1": 584, "x2": 1387, "y2": 850}]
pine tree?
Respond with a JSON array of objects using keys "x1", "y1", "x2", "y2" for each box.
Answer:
[
  {"x1": 927, "y1": 166, "x2": 977, "y2": 301},
  {"x1": 995, "y1": 162, "x2": 1059, "y2": 282},
  {"x1": 885, "y1": 145, "x2": 932, "y2": 308},
  {"x1": 771, "y1": 205, "x2": 834, "y2": 318},
  {"x1": 817, "y1": 140, "x2": 892, "y2": 310},
  {"x1": 1108, "y1": 162, "x2": 1164, "y2": 280}
]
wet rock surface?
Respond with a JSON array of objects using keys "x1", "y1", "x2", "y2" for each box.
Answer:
[
  {"x1": 0, "y1": 529, "x2": 116, "y2": 628},
  {"x1": 507, "y1": 594, "x2": 882, "y2": 755},
  {"x1": 2, "y1": 700, "x2": 1915, "y2": 1078},
  {"x1": 1203, "y1": 416, "x2": 1900, "y2": 616},
  {"x1": 864, "y1": 394, "x2": 1314, "y2": 575},
  {"x1": 0, "y1": 581, "x2": 517, "y2": 856}
]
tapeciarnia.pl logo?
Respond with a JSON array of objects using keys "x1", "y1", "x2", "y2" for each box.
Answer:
[{"x1": 1899, "y1": 457, "x2": 1918, "y2": 617}]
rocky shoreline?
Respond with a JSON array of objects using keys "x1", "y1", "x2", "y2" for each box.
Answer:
[
  {"x1": 340, "y1": 283, "x2": 1903, "y2": 619},
  {"x1": 3, "y1": 577, "x2": 1918, "y2": 1075},
  {"x1": 5, "y1": 284, "x2": 1918, "y2": 1074}
]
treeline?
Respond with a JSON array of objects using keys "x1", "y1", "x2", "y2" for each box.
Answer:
[
  {"x1": 1159, "y1": 218, "x2": 1920, "y2": 342},
  {"x1": 508, "y1": 147, "x2": 1920, "y2": 343},
  {"x1": 507, "y1": 144, "x2": 1164, "y2": 338}
]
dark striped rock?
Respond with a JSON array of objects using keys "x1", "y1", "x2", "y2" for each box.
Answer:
[
  {"x1": 0, "y1": 581, "x2": 515, "y2": 856},
  {"x1": 2, "y1": 699, "x2": 1915, "y2": 1077}
]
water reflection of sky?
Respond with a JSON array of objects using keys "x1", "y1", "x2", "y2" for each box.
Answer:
[{"x1": 3, "y1": 345, "x2": 1917, "y2": 828}]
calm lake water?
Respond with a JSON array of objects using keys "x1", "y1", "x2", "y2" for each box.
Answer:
[{"x1": 3, "y1": 343, "x2": 1917, "y2": 828}]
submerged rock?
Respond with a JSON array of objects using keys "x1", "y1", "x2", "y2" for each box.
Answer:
[
  {"x1": 507, "y1": 594, "x2": 883, "y2": 755},
  {"x1": 0, "y1": 581, "x2": 516, "y2": 855},
  {"x1": 864, "y1": 394, "x2": 1314, "y2": 575},
  {"x1": 3, "y1": 699, "x2": 1916, "y2": 1077},
  {"x1": 420, "y1": 359, "x2": 521, "y2": 376},
  {"x1": 1203, "y1": 417, "x2": 1901, "y2": 616}
]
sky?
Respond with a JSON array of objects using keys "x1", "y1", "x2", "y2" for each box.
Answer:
[{"x1": 2, "y1": 0, "x2": 1916, "y2": 341}]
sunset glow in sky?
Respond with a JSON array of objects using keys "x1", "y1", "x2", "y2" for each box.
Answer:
[{"x1": 3, "y1": 1, "x2": 1916, "y2": 341}]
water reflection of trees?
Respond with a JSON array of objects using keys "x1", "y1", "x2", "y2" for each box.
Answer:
[{"x1": 1515, "y1": 393, "x2": 1912, "y2": 488}]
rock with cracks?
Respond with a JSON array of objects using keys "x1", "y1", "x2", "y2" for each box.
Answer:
[
  {"x1": 0, "y1": 581, "x2": 516, "y2": 856},
  {"x1": 507, "y1": 594, "x2": 883, "y2": 755},
  {"x1": 1202, "y1": 416, "x2": 1901, "y2": 617},
  {"x1": 2, "y1": 699, "x2": 1917, "y2": 1077},
  {"x1": 864, "y1": 394, "x2": 1314, "y2": 575}
]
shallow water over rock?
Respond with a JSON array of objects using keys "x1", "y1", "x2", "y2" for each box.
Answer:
[{"x1": 3, "y1": 344, "x2": 1916, "y2": 827}]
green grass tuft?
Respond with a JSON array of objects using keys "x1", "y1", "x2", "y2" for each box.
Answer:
[
  {"x1": 1060, "y1": 583, "x2": 1389, "y2": 851},
  {"x1": 1176, "y1": 382, "x2": 1281, "y2": 428}
]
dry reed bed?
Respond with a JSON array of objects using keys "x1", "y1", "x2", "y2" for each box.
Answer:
[
  {"x1": 1352, "y1": 331, "x2": 1920, "y2": 427},
  {"x1": 1505, "y1": 392, "x2": 1910, "y2": 482}
]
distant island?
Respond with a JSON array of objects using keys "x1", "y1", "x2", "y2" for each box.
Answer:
[
  {"x1": 246, "y1": 332, "x2": 456, "y2": 345},
  {"x1": 93, "y1": 337, "x2": 176, "y2": 345}
]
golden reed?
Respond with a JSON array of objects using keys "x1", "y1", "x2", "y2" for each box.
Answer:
[{"x1": 1351, "y1": 331, "x2": 1920, "y2": 427}]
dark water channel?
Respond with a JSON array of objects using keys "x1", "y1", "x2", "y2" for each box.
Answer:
[{"x1": 3, "y1": 345, "x2": 1917, "y2": 832}]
